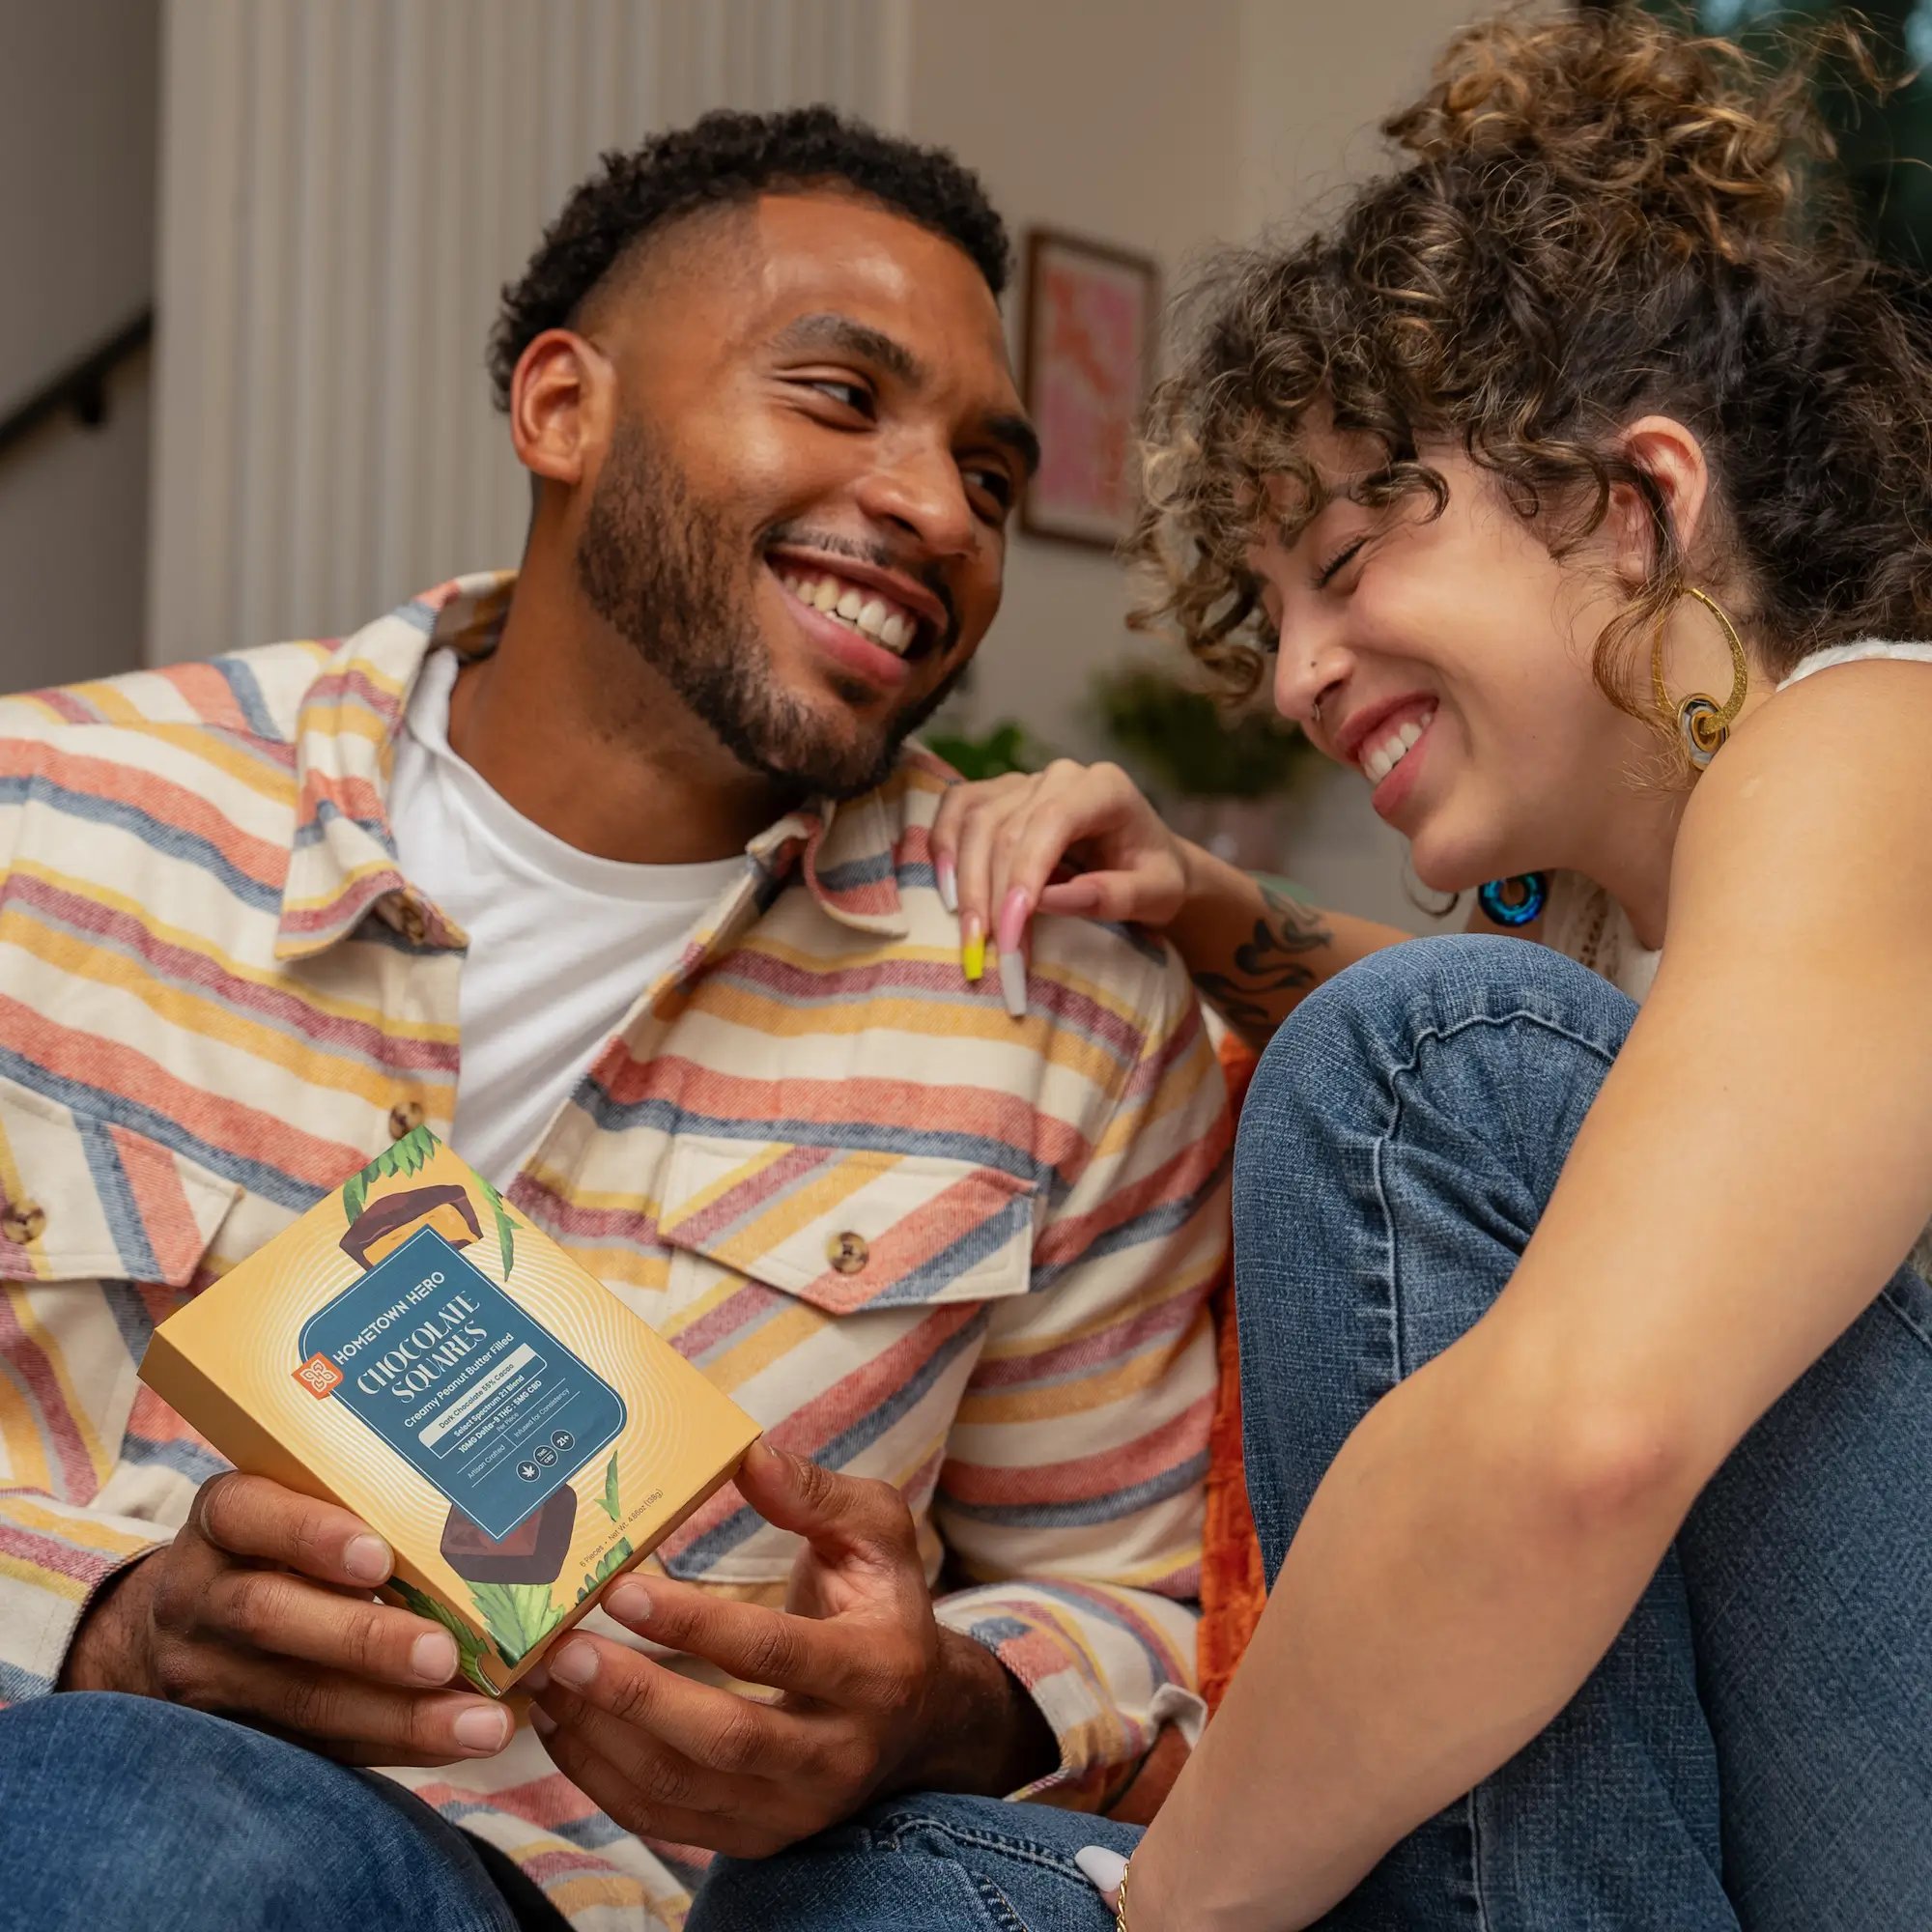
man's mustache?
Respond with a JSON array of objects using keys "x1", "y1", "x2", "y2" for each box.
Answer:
[{"x1": 762, "y1": 524, "x2": 960, "y2": 650}]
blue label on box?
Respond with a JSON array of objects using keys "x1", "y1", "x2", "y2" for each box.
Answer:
[{"x1": 298, "y1": 1228, "x2": 626, "y2": 1542}]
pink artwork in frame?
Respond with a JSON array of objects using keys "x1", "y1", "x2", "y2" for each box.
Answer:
[{"x1": 1019, "y1": 228, "x2": 1161, "y2": 550}]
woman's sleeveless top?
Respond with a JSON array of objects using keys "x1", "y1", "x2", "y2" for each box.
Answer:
[
  {"x1": 1539, "y1": 639, "x2": 1932, "y2": 1277},
  {"x1": 1541, "y1": 640, "x2": 1932, "y2": 1003}
]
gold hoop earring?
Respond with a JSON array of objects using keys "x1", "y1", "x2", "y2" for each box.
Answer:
[{"x1": 1650, "y1": 585, "x2": 1747, "y2": 771}]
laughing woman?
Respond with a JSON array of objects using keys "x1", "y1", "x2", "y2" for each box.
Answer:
[{"x1": 692, "y1": 11, "x2": 1932, "y2": 1930}]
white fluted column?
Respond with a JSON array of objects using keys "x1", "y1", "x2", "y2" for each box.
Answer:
[{"x1": 148, "y1": 0, "x2": 909, "y2": 664}]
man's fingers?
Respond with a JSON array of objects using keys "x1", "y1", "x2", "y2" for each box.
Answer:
[
  {"x1": 536, "y1": 1635, "x2": 822, "y2": 1773},
  {"x1": 199, "y1": 1567, "x2": 462, "y2": 1688},
  {"x1": 199, "y1": 1652, "x2": 513, "y2": 1763},
  {"x1": 589, "y1": 1581, "x2": 878, "y2": 1704},
  {"x1": 531, "y1": 1715, "x2": 799, "y2": 1860},
  {"x1": 530, "y1": 1664, "x2": 754, "y2": 1821},
  {"x1": 193, "y1": 1472, "x2": 390, "y2": 1588}
]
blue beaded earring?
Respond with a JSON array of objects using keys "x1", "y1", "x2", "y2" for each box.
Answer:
[{"x1": 1477, "y1": 872, "x2": 1548, "y2": 927}]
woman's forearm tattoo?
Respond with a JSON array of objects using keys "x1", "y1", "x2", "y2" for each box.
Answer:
[{"x1": 1194, "y1": 884, "x2": 1335, "y2": 1034}]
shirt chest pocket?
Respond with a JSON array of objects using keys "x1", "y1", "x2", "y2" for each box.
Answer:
[
  {"x1": 658, "y1": 1135, "x2": 1038, "y2": 1317},
  {"x1": 651, "y1": 1135, "x2": 1038, "y2": 1583},
  {"x1": 0, "y1": 1074, "x2": 242, "y2": 1500}
]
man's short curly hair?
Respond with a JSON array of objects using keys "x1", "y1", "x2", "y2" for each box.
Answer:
[{"x1": 487, "y1": 105, "x2": 1009, "y2": 410}]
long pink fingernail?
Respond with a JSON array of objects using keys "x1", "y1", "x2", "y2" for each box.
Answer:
[
  {"x1": 999, "y1": 948, "x2": 1028, "y2": 1020},
  {"x1": 935, "y1": 855, "x2": 958, "y2": 914},
  {"x1": 996, "y1": 887, "x2": 1031, "y2": 953}
]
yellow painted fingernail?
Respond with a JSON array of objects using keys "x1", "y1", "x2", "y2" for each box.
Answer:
[{"x1": 962, "y1": 927, "x2": 985, "y2": 982}]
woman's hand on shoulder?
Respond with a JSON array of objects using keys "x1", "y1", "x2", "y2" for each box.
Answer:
[{"x1": 929, "y1": 759, "x2": 1192, "y2": 956}]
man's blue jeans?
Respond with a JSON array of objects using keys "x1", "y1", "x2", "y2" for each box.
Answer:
[
  {"x1": 7, "y1": 940, "x2": 1929, "y2": 1928},
  {"x1": 0, "y1": 1691, "x2": 540, "y2": 1931}
]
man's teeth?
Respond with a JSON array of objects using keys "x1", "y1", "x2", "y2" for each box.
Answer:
[
  {"x1": 1362, "y1": 713, "x2": 1431, "y2": 783},
  {"x1": 779, "y1": 570, "x2": 916, "y2": 654}
]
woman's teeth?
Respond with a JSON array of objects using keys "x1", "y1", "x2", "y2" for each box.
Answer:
[
  {"x1": 1362, "y1": 712, "x2": 1432, "y2": 783},
  {"x1": 779, "y1": 570, "x2": 917, "y2": 655}
]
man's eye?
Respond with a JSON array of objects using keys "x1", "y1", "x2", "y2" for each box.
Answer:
[
  {"x1": 964, "y1": 466, "x2": 1014, "y2": 514},
  {"x1": 806, "y1": 378, "x2": 873, "y2": 414}
]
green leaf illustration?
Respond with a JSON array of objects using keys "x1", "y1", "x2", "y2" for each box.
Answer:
[
  {"x1": 341, "y1": 1125, "x2": 441, "y2": 1227},
  {"x1": 599, "y1": 1453, "x2": 621, "y2": 1523},
  {"x1": 581, "y1": 1538, "x2": 634, "y2": 1600},
  {"x1": 388, "y1": 1577, "x2": 494, "y2": 1692},
  {"x1": 468, "y1": 1580, "x2": 564, "y2": 1665},
  {"x1": 474, "y1": 1173, "x2": 517, "y2": 1276}
]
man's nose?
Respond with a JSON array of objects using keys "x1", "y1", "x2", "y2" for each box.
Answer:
[{"x1": 855, "y1": 441, "x2": 976, "y2": 558}]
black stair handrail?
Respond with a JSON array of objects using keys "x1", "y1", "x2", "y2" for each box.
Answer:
[{"x1": 0, "y1": 307, "x2": 155, "y2": 464}]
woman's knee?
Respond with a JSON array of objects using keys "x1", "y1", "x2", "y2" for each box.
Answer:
[
  {"x1": 1233, "y1": 937, "x2": 1635, "y2": 1568},
  {"x1": 1247, "y1": 935, "x2": 1623, "y2": 1118},
  {"x1": 1237, "y1": 933, "x2": 1632, "y2": 1221}
]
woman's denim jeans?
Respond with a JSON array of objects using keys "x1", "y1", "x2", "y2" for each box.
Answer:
[
  {"x1": 1226, "y1": 936, "x2": 1932, "y2": 1928},
  {"x1": 696, "y1": 938, "x2": 1932, "y2": 1930},
  {"x1": 5, "y1": 938, "x2": 1927, "y2": 1930}
]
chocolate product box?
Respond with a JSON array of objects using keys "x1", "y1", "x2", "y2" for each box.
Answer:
[{"x1": 140, "y1": 1127, "x2": 759, "y2": 1694}]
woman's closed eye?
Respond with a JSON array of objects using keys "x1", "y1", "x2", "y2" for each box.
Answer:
[{"x1": 1315, "y1": 535, "x2": 1368, "y2": 589}]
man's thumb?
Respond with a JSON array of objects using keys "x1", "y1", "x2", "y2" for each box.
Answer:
[
  {"x1": 735, "y1": 1439, "x2": 912, "y2": 1563},
  {"x1": 735, "y1": 1437, "x2": 838, "y2": 1535}
]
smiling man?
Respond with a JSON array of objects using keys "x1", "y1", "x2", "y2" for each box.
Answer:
[{"x1": 0, "y1": 111, "x2": 1229, "y2": 1932}]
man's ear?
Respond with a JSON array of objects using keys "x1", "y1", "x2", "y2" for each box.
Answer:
[
  {"x1": 1607, "y1": 414, "x2": 1713, "y2": 588},
  {"x1": 508, "y1": 329, "x2": 613, "y2": 489}
]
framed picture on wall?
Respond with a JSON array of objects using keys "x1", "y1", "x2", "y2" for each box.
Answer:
[{"x1": 1019, "y1": 228, "x2": 1161, "y2": 551}]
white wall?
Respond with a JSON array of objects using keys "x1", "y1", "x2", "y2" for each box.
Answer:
[
  {"x1": 907, "y1": 0, "x2": 1246, "y2": 764},
  {"x1": 0, "y1": 0, "x2": 159, "y2": 689}
]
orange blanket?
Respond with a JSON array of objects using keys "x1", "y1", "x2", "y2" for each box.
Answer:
[{"x1": 1199, "y1": 1035, "x2": 1266, "y2": 1712}]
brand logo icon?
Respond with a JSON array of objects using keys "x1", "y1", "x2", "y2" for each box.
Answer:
[{"x1": 294, "y1": 1353, "x2": 344, "y2": 1398}]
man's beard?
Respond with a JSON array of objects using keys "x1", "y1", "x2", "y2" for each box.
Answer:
[{"x1": 575, "y1": 416, "x2": 964, "y2": 802}]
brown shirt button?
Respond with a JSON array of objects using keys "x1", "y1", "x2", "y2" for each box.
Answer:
[
  {"x1": 388, "y1": 1100, "x2": 426, "y2": 1141},
  {"x1": 827, "y1": 1232, "x2": 869, "y2": 1276},
  {"x1": 394, "y1": 899, "x2": 429, "y2": 945},
  {"x1": 2, "y1": 1201, "x2": 45, "y2": 1245}
]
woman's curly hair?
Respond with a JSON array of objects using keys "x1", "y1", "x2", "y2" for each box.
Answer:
[{"x1": 1135, "y1": 5, "x2": 1932, "y2": 716}]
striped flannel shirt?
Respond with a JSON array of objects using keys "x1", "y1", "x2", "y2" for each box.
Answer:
[{"x1": 0, "y1": 573, "x2": 1230, "y2": 1929}]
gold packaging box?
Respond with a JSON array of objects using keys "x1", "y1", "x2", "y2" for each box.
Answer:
[{"x1": 141, "y1": 1128, "x2": 759, "y2": 1694}]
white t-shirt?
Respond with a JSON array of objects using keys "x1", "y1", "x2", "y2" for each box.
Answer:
[{"x1": 388, "y1": 648, "x2": 747, "y2": 1186}]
